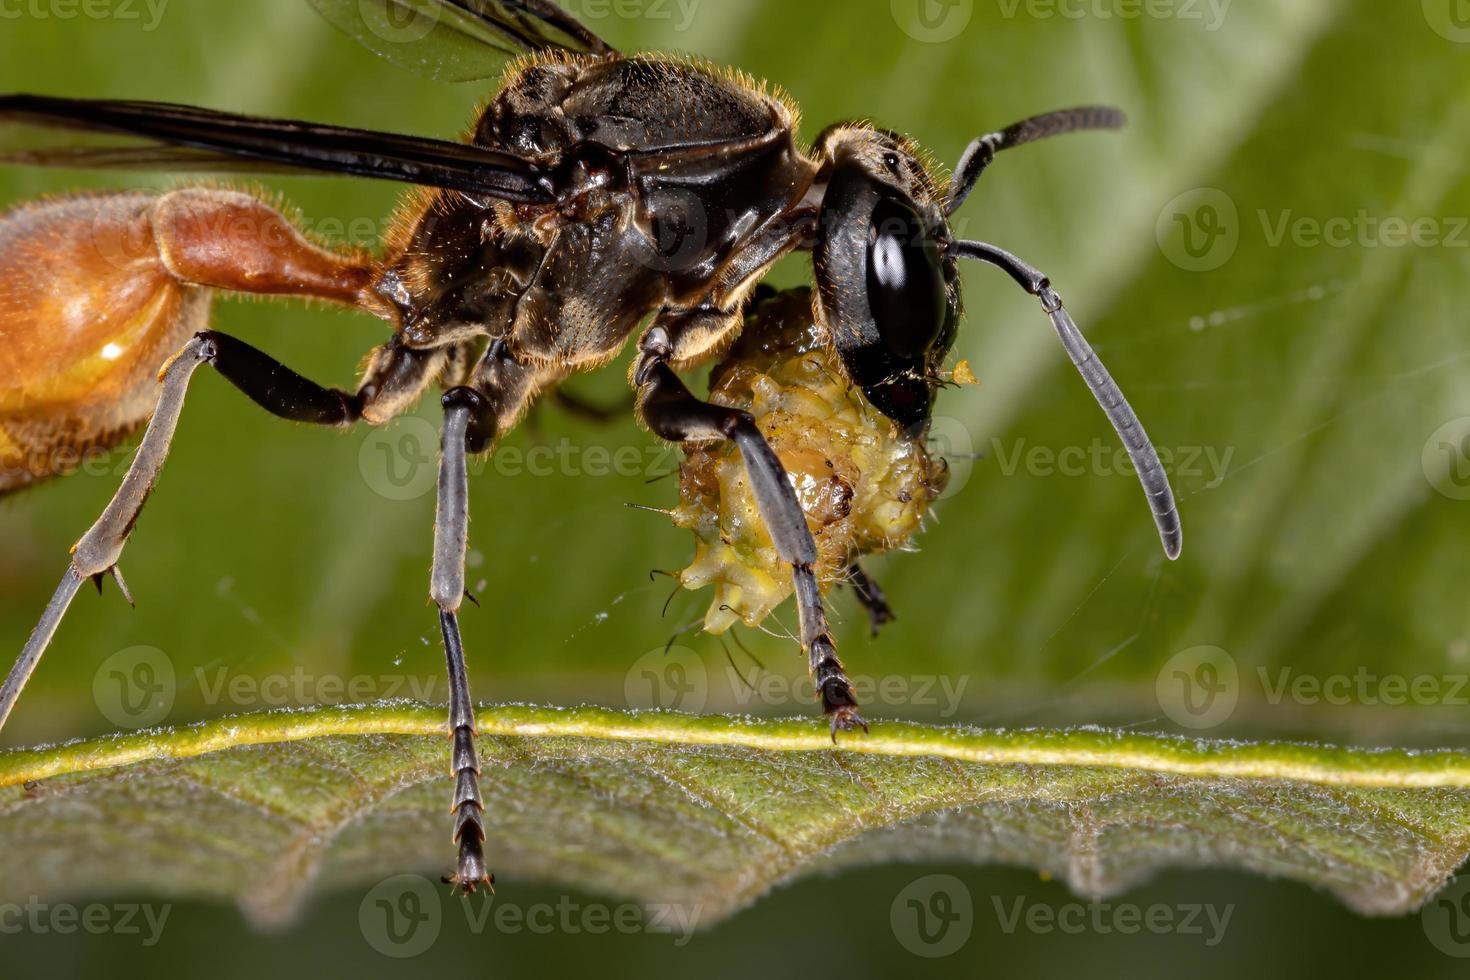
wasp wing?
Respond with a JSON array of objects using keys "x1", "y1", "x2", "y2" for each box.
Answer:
[
  {"x1": 0, "y1": 94, "x2": 552, "y2": 202},
  {"x1": 308, "y1": 0, "x2": 615, "y2": 82}
]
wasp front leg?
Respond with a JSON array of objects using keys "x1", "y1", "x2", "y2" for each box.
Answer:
[{"x1": 633, "y1": 323, "x2": 866, "y2": 738}]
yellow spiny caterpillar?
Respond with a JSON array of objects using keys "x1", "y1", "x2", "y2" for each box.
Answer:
[{"x1": 670, "y1": 287, "x2": 949, "y2": 634}]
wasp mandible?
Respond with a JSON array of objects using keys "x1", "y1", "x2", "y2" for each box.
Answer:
[{"x1": 0, "y1": 0, "x2": 1182, "y2": 893}]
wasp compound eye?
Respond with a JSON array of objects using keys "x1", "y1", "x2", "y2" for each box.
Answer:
[
  {"x1": 815, "y1": 154, "x2": 956, "y2": 432},
  {"x1": 868, "y1": 194, "x2": 948, "y2": 361}
]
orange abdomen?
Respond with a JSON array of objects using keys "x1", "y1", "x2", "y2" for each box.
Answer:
[{"x1": 0, "y1": 192, "x2": 210, "y2": 493}]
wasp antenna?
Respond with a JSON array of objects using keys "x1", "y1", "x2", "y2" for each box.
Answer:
[
  {"x1": 950, "y1": 239, "x2": 1182, "y2": 560},
  {"x1": 947, "y1": 106, "x2": 1126, "y2": 215}
]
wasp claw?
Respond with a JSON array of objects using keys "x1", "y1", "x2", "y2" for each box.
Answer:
[
  {"x1": 828, "y1": 705, "x2": 869, "y2": 741},
  {"x1": 442, "y1": 870, "x2": 495, "y2": 896}
]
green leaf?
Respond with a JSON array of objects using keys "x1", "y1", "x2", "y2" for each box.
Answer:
[
  {"x1": 4, "y1": 704, "x2": 1470, "y2": 929},
  {"x1": 2, "y1": 6, "x2": 1470, "y2": 969}
]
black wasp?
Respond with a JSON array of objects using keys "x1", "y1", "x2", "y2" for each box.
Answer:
[{"x1": 0, "y1": 0, "x2": 1181, "y2": 892}]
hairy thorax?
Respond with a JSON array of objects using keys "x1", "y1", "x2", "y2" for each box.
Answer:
[{"x1": 372, "y1": 54, "x2": 817, "y2": 375}]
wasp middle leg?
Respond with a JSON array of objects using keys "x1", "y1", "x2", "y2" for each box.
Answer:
[
  {"x1": 433, "y1": 342, "x2": 552, "y2": 894},
  {"x1": 633, "y1": 325, "x2": 866, "y2": 738},
  {"x1": 432, "y1": 388, "x2": 492, "y2": 894}
]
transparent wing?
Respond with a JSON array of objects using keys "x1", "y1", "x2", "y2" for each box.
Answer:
[
  {"x1": 0, "y1": 94, "x2": 553, "y2": 202},
  {"x1": 308, "y1": 0, "x2": 615, "y2": 82}
]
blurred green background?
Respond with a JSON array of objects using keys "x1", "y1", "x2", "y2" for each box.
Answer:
[{"x1": 3, "y1": 0, "x2": 1470, "y2": 974}]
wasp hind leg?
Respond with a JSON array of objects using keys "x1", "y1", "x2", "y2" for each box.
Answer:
[
  {"x1": 633, "y1": 330, "x2": 866, "y2": 739},
  {"x1": 0, "y1": 184, "x2": 427, "y2": 731},
  {"x1": 1, "y1": 332, "x2": 361, "y2": 731},
  {"x1": 0, "y1": 331, "x2": 441, "y2": 733}
]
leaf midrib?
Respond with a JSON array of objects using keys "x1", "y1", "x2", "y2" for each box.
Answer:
[{"x1": 5, "y1": 703, "x2": 1470, "y2": 791}]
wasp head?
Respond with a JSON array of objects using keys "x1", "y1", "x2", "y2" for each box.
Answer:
[{"x1": 811, "y1": 125, "x2": 960, "y2": 436}]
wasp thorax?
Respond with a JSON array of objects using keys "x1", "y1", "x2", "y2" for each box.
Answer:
[{"x1": 671, "y1": 288, "x2": 949, "y2": 634}]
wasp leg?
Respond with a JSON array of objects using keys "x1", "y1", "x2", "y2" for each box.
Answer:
[
  {"x1": 431, "y1": 387, "x2": 492, "y2": 895},
  {"x1": 633, "y1": 332, "x2": 865, "y2": 739},
  {"x1": 431, "y1": 340, "x2": 552, "y2": 895},
  {"x1": 1, "y1": 338, "x2": 203, "y2": 733},
  {"x1": 0, "y1": 331, "x2": 439, "y2": 734},
  {"x1": 847, "y1": 563, "x2": 895, "y2": 637},
  {"x1": 0, "y1": 187, "x2": 388, "y2": 494}
]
